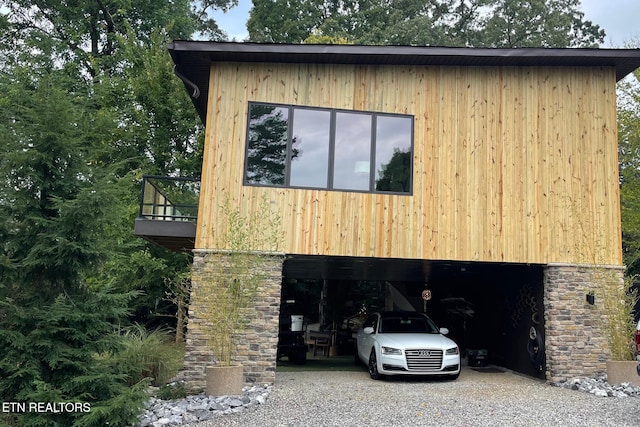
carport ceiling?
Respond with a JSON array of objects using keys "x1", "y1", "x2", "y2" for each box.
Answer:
[
  {"x1": 283, "y1": 255, "x2": 430, "y2": 281},
  {"x1": 283, "y1": 255, "x2": 538, "y2": 282}
]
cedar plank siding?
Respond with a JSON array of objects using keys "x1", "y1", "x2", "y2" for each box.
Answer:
[{"x1": 196, "y1": 62, "x2": 621, "y2": 266}]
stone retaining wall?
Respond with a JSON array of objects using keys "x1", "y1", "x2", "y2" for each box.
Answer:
[
  {"x1": 544, "y1": 263, "x2": 624, "y2": 383},
  {"x1": 183, "y1": 250, "x2": 284, "y2": 392}
]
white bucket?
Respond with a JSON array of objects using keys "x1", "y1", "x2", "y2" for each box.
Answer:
[{"x1": 290, "y1": 315, "x2": 303, "y2": 331}]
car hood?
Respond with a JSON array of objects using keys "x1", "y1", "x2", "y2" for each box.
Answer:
[{"x1": 375, "y1": 333, "x2": 457, "y2": 349}]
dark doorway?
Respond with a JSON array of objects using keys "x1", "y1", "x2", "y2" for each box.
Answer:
[{"x1": 281, "y1": 255, "x2": 545, "y2": 379}]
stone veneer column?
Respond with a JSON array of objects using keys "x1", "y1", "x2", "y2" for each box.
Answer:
[
  {"x1": 183, "y1": 249, "x2": 284, "y2": 392},
  {"x1": 543, "y1": 263, "x2": 624, "y2": 383}
]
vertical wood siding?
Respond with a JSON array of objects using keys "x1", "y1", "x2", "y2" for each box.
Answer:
[{"x1": 196, "y1": 62, "x2": 621, "y2": 266}]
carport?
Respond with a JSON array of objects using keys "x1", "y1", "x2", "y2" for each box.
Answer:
[{"x1": 280, "y1": 255, "x2": 545, "y2": 379}]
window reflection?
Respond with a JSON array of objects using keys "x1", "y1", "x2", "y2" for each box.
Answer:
[
  {"x1": 333, "y1": 112, "x2": 372, "y2": 191},
  {"x1": 290, "y1": 109, "x2": 330, "y2": 188},
  {"x1": 375, "y1": 116, "x2": 413, "y2": 192},
  {"x1": 246, "y1": 104, "x2": 289, "y2": 185},
  {"x1": 244, "y1": 102, "x2": 413, "y2": 194}
]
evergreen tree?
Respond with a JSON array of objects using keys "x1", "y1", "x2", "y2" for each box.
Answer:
[
  {"x1": 0, "y1": 0, "x2": 219, "y2": 331},
  {"x1": 0, "y1": 59, "x2": 148, "y2": 426},
  {"x1": 0, "y1": 291, "x2": 147, "y2": 427}
]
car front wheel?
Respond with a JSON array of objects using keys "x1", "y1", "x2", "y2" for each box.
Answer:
[{"x1": 368, "y1": 349, "x2": 381, "y2": 380}]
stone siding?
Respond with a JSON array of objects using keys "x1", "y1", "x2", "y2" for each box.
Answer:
[
  {"x1": 183, "y1": 250, "x2": 284, "y2": 392},
  {"x1": 544, "y1": 263, "x2": 624, "y2": 383},
  {"x1": 184, "y1": 257, "x2": 624, "y2": 389}
]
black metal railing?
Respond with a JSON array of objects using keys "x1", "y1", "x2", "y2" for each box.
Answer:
[{"x1": 138, "y1": 175, "x2": 199, "y2": 222}]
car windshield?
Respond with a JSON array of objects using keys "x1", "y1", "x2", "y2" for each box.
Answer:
[{"x1": 378, "y1": 315, "x2": 440, "y2": 334}]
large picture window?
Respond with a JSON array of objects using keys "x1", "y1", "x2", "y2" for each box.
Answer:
[{"x1": 244, "y1": 102, "x2": 413, "y2": 194}]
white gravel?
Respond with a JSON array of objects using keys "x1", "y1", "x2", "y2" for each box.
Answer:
[{"x1": 188, "y1": 368, "x2": 640, "y2": 427}]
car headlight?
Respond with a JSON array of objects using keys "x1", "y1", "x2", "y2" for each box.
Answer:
[
  {"x1": 445, "y1": 346, "x2": 459, "y2": 355},
  {"x1": 381, "y1": 346, "x2": 403, "y2": 355}
]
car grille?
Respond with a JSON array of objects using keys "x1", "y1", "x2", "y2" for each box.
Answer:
[{"x1": 405, "y1": 348, "x2": 443, "y2": 371}]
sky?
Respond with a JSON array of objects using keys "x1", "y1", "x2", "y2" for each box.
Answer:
[{"x1": 211, "y1": 0, "x2": 640, "y2": 47}]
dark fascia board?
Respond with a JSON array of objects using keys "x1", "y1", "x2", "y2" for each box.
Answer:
[{"x1": 168, "y1": 41, "x2": 640, "y2": 123}]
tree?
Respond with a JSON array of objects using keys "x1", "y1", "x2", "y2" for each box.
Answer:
[
  {"x1": 0, "y1": 1, "x2": 217, "y2": 177},
  {"x1": 0, "y1": 67, "x2": 101, "y2": 300},
  {"x1": 303, "y1": 34, "x2": 352, "y2": 44},
  {"x1": 375, "y1": 149, "x2": 412, "y2": 192},
  {"x1": 0, "y1": 1, "x2": 215, "y2": 331},
  {"x1": 247, "y1": 0, "x2": 604, "y2": 48},
  {"x1": 248, "y1": 0, "x2": 329, "y2": 43},
  {"x1": 618, "y1": 59, "x2": 640, "y2": 276},
  {"x1": 0, "y1": 59, "x2": 151, "y2": 426},
  {"x1": 0, "y1": 0, "x2": 230, "y2": 75},
  {"x1": 0, "y1": 1, "x2": 238, "y2": 424},
  {"x1": 480, "y1": 0, "x2": 604, "y2": 47},
  {"x1": 246, "y1": 104, "x2": 298, "y2": 185},
  {"x1": 121, "y1": 30, "x2": 205, "y2": 176}
]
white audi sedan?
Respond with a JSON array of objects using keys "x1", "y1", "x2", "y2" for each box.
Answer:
[{"x1": 355, "y1": 311, "x2": 460, "y2": 380}]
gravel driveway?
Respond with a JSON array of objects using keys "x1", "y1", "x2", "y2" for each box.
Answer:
[{"x1": 190, "y1": 367, "x2": 640, "y2": 427}]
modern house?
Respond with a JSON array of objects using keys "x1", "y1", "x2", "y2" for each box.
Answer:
[{"x1": 136, "y1": 41, "x2": 640, "y2": 390}]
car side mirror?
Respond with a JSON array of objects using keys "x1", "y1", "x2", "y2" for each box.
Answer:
[
  {"x1": 439, "y1": 327, "x2": 449, "y2": 335},
  {"x1": 363, "y1": 326, "x2": 374, "y2": 334}
]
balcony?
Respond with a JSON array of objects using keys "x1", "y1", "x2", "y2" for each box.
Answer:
[{"x1": 134, "y1": 175, "x2": 199, "y2": 252}]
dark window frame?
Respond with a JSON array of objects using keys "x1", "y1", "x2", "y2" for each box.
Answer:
[{"x1": 243, "y1": 102, "x2": 414, "y2": 195}]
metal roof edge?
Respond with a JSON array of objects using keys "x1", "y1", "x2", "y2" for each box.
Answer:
[{"x1": 167, "y1": 40, "x2": 640, "y2": 60}]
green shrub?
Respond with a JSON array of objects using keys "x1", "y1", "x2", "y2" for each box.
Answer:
[
  {"x1": 115, "y1": 323, "x2": 185, "y2": 387},
  {"x1": 0, "y1": 290, "x2": 149, "y2": 427},
  {"x1": 157, "y1": 382, "x2": 187, "y2": 400}
]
